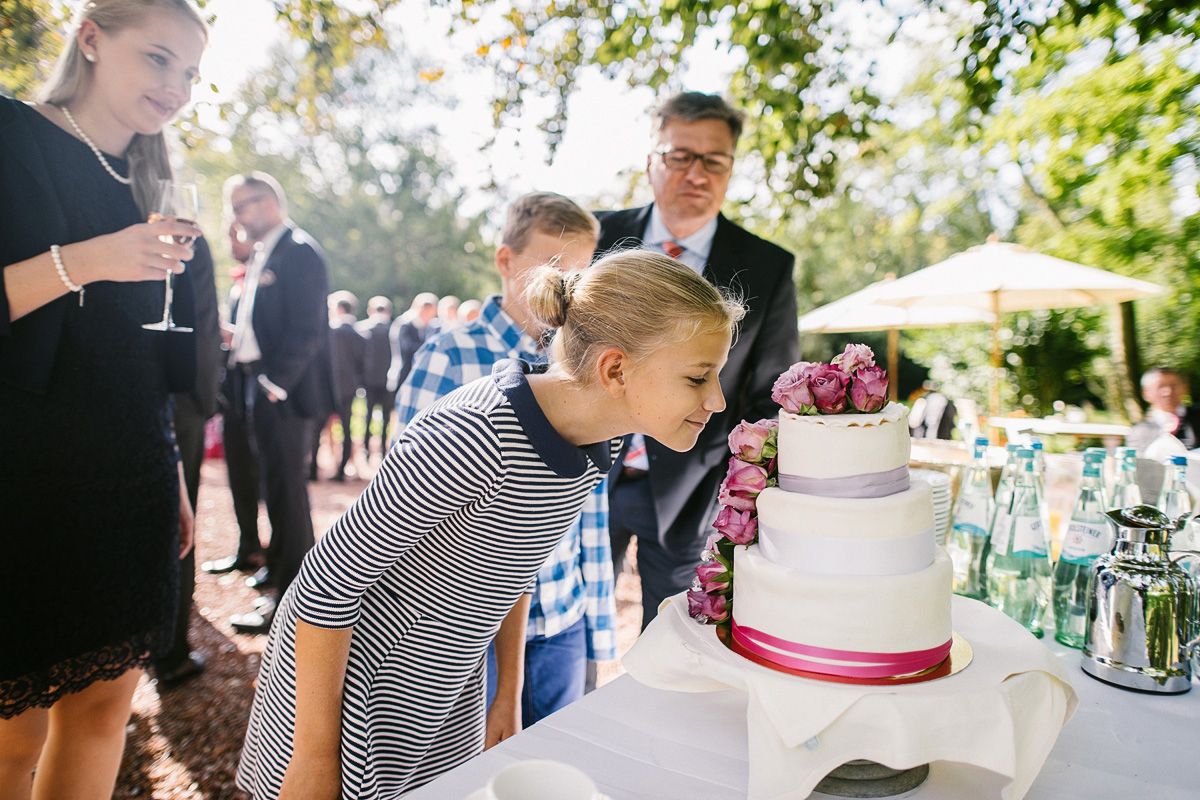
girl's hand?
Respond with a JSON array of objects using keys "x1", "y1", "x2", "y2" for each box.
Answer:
[
  {"x1": 277, "y1": 754, "x2": 341, "y2": 800},
  {"x1": 484, "y1": 694, "x2": 521, "y2": 749},
  {"x1": 66, "y1": 219, "x2": 201, "y2": 284}
]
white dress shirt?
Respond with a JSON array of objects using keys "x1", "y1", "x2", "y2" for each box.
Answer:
[{"x1": 230, "y1": 223, "x2": 288, "y2": 365}]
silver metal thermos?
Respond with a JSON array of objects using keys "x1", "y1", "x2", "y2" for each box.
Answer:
[{"x1": 1081, "y1": 506, "x2": 1200, "y2": 694}]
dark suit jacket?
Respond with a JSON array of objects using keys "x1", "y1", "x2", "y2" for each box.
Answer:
[
  {"x1": 596, "y1": 204, "x2": 800, "y2": 555},
  {"x1": 387, "y1": 317, "x2": 428, "y2": 393},
  {"x1": 249, "y1": 226, "x2": 330, "y2": 418},
  {"x1": 355, "y1": 316, "x2": 392, "y2": 392},
  {"x1": 329, "y1": 316, "x2": 365, "y2": 406},
  {"x1": 171, "y1": 236, "x2": 222, "y2": 418}
]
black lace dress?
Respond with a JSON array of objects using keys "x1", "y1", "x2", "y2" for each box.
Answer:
[{"x1": 0, "y1": 98, "x2": 180, "y2": 717}]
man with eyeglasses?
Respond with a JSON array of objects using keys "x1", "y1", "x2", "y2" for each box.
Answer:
[{"x1": 596, "y1": 91, "x2": 800, "y2": 630}]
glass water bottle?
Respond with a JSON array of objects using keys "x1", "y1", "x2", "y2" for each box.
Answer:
[
  {"x1": 985, "y1": 449, "x2": 1053, "y2": 637},
  {"x1": 1112, "y1": 446, "x2": 1142, "y2": 507},
  {"x1": 1052, "y1": 450, "x2": 1111, "y2": 648},
  {"x1": 1160, "y1": 455, "x2": 1197, "y2": 576},
  {"x1": 949, "y1": 437, "x2": 994, "y2": 599}
]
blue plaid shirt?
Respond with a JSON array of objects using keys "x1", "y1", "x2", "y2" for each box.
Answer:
[{"x1": 396, "y1": 295, "x2": 617, "y2": 660}]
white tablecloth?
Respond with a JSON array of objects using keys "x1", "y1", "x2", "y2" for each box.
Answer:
[{"x1": 408, "y1": 622, "x2": 1200, "y2": 799}]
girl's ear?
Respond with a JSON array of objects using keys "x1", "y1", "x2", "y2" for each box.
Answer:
[
  {"x1": 77, "y1": 19, "x2": 102, "y2": 60},
  {"x1": 596, "y1": 347, "x2": 628, "y2": 397}
]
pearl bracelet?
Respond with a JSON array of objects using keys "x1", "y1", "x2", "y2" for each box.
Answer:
[{"x1": 50, "y1": 245, "x2": 85, "y2": 307}]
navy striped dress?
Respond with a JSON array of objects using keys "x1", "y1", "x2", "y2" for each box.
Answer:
[{"x1": 236, "y1": 359, "x2": 619, "y2": 798}]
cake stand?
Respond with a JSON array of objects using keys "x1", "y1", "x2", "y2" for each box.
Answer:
[{"x1": 624, "y1": 594, "x2": 1077, "y2": 800}]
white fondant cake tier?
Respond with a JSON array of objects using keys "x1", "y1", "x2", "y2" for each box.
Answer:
[
  {"x1": 755, "y1": 480, "x2": 935, "y2": 575},
  {"x1": 776, "y1": 401, "x2": 910, "y2": 481},
  {"x1": 733, "y1": 545, "x2": 953, "y2": 656}
]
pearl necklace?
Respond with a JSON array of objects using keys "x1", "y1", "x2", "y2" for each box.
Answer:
[{"x1": 58, "y1": 106, "x2": 132, "y2": 186}]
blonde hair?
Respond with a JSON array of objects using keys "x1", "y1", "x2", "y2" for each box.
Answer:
[
  {"x1": 501, "y1": 192, "x2": 600, "y2": 253},
  {"x1": 39, "y1": 0, "x2": 208, "y2": 216},
  {"x1": 526, "y1": 249, "x2": 745, "y2": 383}
]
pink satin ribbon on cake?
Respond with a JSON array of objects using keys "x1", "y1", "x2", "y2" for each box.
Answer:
[
  {"x1": 730, "y1": 617, "x2": 952, "y2": 678},
  {"x1": 777, "y1": 465, "x2": 909, "y2": 498}
]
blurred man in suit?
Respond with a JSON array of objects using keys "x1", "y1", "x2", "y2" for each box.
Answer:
[
  {"x1": 596, "y1": 91, "x2": 800, "y2": 627},
  {"x1": 1133, "y1": 367, "x2": 1200, "y2": 450},
  {"x1": 316, "y1": 290, "x2": 365, "y2": 481},
  {"x1": 155, "y1": 235, "x2": 221, "y2": 687},
  {"x1": 223, "y1": 172, "x2": 329, "y2": 634},
  {"x1": 356, "y1": 296, "x2": 394, "y2": 460},
  {"x1": 387, "y1": 292, "x2": 437, "y2": 397},
  {"x1": 202, "y1": 224, "x2": 263, "y2": 578}
]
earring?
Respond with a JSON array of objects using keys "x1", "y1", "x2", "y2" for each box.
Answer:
[{"x1": 84, "y1": 52, "x2": 96, "y2": 63}]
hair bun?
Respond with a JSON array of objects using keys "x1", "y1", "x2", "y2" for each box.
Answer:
[{"x1": 525, "y1": 267, "x2": 578, "y2": 329}]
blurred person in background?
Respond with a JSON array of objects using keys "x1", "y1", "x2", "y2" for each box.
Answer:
[
  {"x1": 222, "y1": 171, "x2": 329, "y2": 635},
  {"x1": 387, "y1": 292, "x2": 437, "y2": 398},
  {"x1": 356, "y1": 295, "x2": 394, "y2": 459},
  {"x1": 312, "y1": 290, "x2": 364, "y2": 482},
  {"x1": 203, "y1": 222, "x2": 265, "y2": 577},
  {"x1": 458, "y1": 297, "x2": 482, "y2": 324},
  {"x1": 1129, "y1": 367, "x2": 1200, "y2": 452}
]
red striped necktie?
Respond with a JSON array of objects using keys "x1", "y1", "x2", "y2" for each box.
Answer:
[{"x1": 663, "y1": 241, "x2": 684, "y2": 259}]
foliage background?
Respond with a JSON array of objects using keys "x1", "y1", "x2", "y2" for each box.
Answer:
[{"x1": 3, "y1": 0, "x2": 1196, "y2": 422}]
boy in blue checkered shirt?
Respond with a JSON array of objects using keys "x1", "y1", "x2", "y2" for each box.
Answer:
[{"x1": 396, "y1": 192, "x2": 615, "y2": 738}]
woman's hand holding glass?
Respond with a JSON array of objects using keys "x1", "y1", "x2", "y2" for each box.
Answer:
[{"x1": 60, "y1": 217, "x2": 200, "y2": 285}]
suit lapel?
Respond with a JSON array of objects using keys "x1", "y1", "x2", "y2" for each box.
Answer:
[{"x1": 702, "y1": 214, "x2": 744, "y2": 293}]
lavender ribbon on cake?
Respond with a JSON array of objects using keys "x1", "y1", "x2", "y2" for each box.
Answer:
[{"x1": 777, "y1": 465, "x2": 910, "y2": 498}]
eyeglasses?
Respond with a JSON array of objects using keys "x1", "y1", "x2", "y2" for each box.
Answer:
[{"x1": 654, "y1": 146, "x2": 735, "y2": 175}]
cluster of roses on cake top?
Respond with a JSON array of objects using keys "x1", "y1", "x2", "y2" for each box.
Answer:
[{"x1": 688, "y1": 343, "x2": 890, "y2": 625}]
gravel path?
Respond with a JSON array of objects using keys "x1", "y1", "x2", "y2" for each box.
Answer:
[{"x1": 115, "y1": 452, "x2": 645, "y2": 799}]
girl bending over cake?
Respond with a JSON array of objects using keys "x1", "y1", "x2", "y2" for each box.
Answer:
[{"x1": 236, "y1": 250, "x2": 745, "y2": 799}]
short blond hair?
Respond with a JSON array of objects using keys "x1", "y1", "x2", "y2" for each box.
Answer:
[
  {"x1": 501, "y1": 192, "x2": 599, "y2": 253},
  {"x1": 526, "y1": 249, "x2": 745, "y2": 383}
]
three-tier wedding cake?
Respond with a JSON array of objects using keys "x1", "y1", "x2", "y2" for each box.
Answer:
[{"x1": 691, "y1": 345, "x2": 953, "y2": 680}]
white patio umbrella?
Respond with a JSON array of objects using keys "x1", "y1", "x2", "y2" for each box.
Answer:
[
  {"x1": 799, "y1": 277, "x2": 996, "y2": 400},
  {"x1": 864, "y1": 240, "x2": 1164, "y2": 413}
]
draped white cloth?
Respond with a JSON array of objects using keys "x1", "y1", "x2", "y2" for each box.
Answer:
[{"x1": 622, "y1": 594, "x2": 1077, "y2": 800}]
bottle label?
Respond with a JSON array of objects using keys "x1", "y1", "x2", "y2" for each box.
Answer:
[
  {"x1": 953, "y1": 494, "x2": 990, "y2": 537},
  {"x1": 1060, "y1": 521, "x2": 1111, "y2": 563},
  {"x1": 990, "y1": 509, "x2": 1012, "y2": 553},
  {"x1": 1012, "y1": 516, "x2": 1048, "y2": 557}
]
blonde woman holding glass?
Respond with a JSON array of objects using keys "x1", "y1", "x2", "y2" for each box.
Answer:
[{"x1": 0, "y1": 2, "x2": 207, "y2": 798}]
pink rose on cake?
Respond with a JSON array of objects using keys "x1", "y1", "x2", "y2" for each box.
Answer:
[
  {"x1": 687, "y1": 587, "x2": 730, "y2": 623},
  {"x1": 850, "y1": 365, "x2": 888, "y2": 413},
  {"x1": 717, "y1": 457, "x2": 769, "y2": 511},
  {"x1": 831, "y1": 343, "x2": 875, "y2": 375},
  {"x1": 808, "y1": 363, "x2": 851, "y2": 414},
  {"x1": 712, "y1": 505, "x2": 758, "y2": 545},
  {"x1": 695, "y1": 561, "x2": 731, "y2": 593},
  {"x1": 727, "y1": 419, "x2": 778, "y2": 463},
  {"x1": 771, "y1": 362, "x2": 816, "y2": 415}
]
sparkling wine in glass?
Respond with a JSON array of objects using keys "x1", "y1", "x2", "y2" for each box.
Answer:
[{"x1": 143, "y1": 179, "x2": 198, "y2": 332}]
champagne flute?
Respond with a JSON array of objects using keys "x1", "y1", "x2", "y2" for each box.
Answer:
[{"x1": 143, "y1": 179, "x2": 198, "y2": 332}]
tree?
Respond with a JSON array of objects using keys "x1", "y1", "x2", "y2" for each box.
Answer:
[
  {"x1": 186, "y1": 44, "x2": 497, "y2": 308},
  {"x1": 0, "y1": 0, "x2": 63, "y2": 97},
  {"x1": 983, "y1": 10, "x2": 1200, "y2": 414}
]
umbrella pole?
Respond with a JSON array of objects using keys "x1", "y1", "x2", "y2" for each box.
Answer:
[
  {"x1": 888, "y1": 328, "x2": 899, "y2": 402},
  {"x1": 990, "y1": 291, "x2": 1001, "y2": 417}
]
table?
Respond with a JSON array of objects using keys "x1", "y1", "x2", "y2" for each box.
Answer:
[
  {"x1": 987, "y1": 416, "x2": 1131, "y2": 445},
  {"x1": 409, "y1": 636, "x2": 1200, "y2": 799}
]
